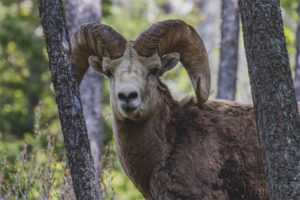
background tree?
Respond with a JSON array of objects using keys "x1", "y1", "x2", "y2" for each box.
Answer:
[
  {"x1": 239, "y1": 0, "x2": 300, "y2": 199},
  {"x1": 195, "y1": 0, "x2": 220, "y2": 54},
  {"x1": 38, "y1": 0, "x2": 101, "y2": 199},
  {"x1": 294, "y1": 0, "x2": 300, "y2": 101},
  {"x1": 217, "y1": 0, "x2": 239, "y2": 100},
  {"x1": 65, "y1": 0, "x2": 103, "y2": 176}
]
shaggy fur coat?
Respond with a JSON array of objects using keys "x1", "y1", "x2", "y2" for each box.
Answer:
[{"x1": 113, "y1": 83, "x2": 269, "y2": 200}]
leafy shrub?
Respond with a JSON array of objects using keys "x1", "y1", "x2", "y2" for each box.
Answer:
[
  {"x1": 0, "y1": 105, "x2": 133, "y2": 200},
  {"x1": 0, "y1": 105, "x2": 74, "y2": 199}
]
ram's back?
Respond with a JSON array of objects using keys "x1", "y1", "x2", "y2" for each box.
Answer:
[{"x1": 162, "y1": 97, "x2": 270, "y2": 199}]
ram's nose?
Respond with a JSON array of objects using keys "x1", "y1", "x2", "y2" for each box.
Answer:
[
  {"x1": 118, "y1": 86, "x2": 140, "y2": 112},
  {"x1": 118, "y1": 91, "x2": 138, "y2": 102}
]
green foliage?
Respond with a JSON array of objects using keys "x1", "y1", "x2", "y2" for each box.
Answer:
[
  {"x1": 281, "y1": 0, "x2": 298, "y2": 19},
  {"x1": 100, "y1": 144, "x2": 115, "y2": 199},
  {"x1": 103, "y1": 0, "x2": 113, "y2": 17},
  {"x1": 0, "y1": 106, "x2": 125, "y2": 200},
  {"x1": 0, "y1": 0, "x2": 58, "y2": 138},
  {"x1": 0, "y1": 106, "x2": 72, "y2": 199},
  {"x1": 103, "y1": 0, "x2": 201, "y2": 40},
  {"x1": 280, "y1": 0, "x2": 298, "y2": 69}
]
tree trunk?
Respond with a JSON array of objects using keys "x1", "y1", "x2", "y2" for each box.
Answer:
[
  {"x1": 294, "y1": 0, "x2": 300, "y2": 101},
  {"x1": 195, "y1": 0, "x2": 220, "y2": 97},
  {"x1": 239, "y1": 0, "x2": 300, "y2": 199},
  {"x1": 217, "y1": 0, "x2": 239, "y2": 100},
  {"x1": 65, "y1": 0, "x2": 103, "y2": 175},
  {"x1": 38, "y1": 0, "x2": 101, "y2": 199},
  {"x1": 196, "y1": 0, "x2": 220, "y2": 54}
]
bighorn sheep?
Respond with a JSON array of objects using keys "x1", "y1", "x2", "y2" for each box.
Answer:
[{"x1": 71, "y1": 20, "x2": 269, "y2": 199}]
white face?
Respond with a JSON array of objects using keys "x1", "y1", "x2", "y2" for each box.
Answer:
[{"x1": 89, "y1": 42, "x2": 179, "y2": 121}]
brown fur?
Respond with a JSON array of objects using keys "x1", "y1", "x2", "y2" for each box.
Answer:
[
  {"x1": 71, "y1": 21, "x2": 270, "y2": 199},
  {"x1": 113, "y1": 82, "x2": 269, "y2": 200}
]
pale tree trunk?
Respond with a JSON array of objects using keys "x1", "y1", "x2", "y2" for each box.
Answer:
[
  {"x1": 217, "y1": 0, "x2": 239, "y2": 100},
  {"x1": 38, "y1": 0, "x2": 101, "y2": 199},
  {"x1": 239, "y1": 0, "x2": 300, "y2": 199},
  {"x1": 195, "y1": 0, "x2": 220, "y2": 97},
  {"x1": 195, "y1": 0, "x2": 220, "y2": 54},
  {"x1": 65, "y1": 0, "x2": 103, "y2": 175},
  {"x1": 294, "y1": 0, "x2": 300, "y2": 101},
  {"x1": 161, "y1": 0, "x2": 194, "y2": 15}
]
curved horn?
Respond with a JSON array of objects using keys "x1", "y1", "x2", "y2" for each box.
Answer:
[
  {"x1": 71, "y1": 23, "x2": 127, "y2": 83},
  {"x1": 134, "y1": 20, "x2": 210, "y2": 103}
]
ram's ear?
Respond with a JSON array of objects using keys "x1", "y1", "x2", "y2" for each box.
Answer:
[
  {"x1": 158, "y1": 53, "x2": 180, "y2": 76},
  {"x1": 88, "y1": 55, "x2": 104, "y2": 74}
]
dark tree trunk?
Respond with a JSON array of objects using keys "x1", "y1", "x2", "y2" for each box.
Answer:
[
  {"x1": 38, "y1": 0, "x2": 101, "y2": 199},
  {"x1": 239, "y1": 0, "x2": 300, "y2": 199},
  {"x1": 65, "y1": 0, "x2": 103, "y2": 176},
  {"x1": 217, "y1": 0, "x2": 239, "y2": 100},
  {"x1": 294, "y1": 0, "x2": 300, "y2": 101}
]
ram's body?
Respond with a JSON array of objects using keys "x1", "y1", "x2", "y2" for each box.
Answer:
[
  {"x1": 71, "y1": 20, "x2": 270, "y2": 199},
  {"x1": 114, "y1": 83, "x2": 268, "y2": 199}
]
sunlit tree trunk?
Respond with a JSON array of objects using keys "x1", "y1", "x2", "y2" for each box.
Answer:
[
  {"x1": 195, "y1": 0, "x2": 220, "y2": 54},
  {"x1": 217, "y1": 0, "x2": 239, "y2": 100},
  {"x1": 294, "y1": 0, "x2": 300, "y2": 101},
  {"x1": 65, "y1": 0, "x2": 103, "y2": 175},
  {"x1": 195, "y1": 0, "x2": 220, "y2": 98},
  {"x1": 38, "y1": 0, "x2": 101, "y2": 199},
  {"x1": 239, "y1": 0, "x2": 300, "y2": 199}
]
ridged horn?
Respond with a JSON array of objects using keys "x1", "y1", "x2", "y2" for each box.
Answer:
[
  {"x1": 134, "y1": 19, "x2": 211, "y2": 103},
  {"x1": 71, "y1": 23, "x2": 127, "y2": 83}
]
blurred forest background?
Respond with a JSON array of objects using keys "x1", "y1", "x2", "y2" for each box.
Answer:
[{"x1": 0, "y1": 0, "x2": 298, "y2": 199}]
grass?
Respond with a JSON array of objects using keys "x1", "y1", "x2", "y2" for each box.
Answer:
[
  {"x1": 0, "y1": 104, "x2": 116, "y2": 199},
  {"x1": 0, "y1": 100, "x2": 144, "y2": 200}
]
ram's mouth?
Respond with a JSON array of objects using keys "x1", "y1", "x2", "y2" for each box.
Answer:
[
  {"x1": 121, "y1": 103, "x2": 138, "y2": 112},
  {"x1": 123, "y1": 106, "x2": 137, "y2": 114},
  {"x1": 119, "y1": 104, "x2": 139, "y2": 118}
]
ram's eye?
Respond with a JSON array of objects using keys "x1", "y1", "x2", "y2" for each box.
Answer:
[
  {"x1": 150, "y1": 67, "x2": 159, "y2": 75},
  {"x1": 104, "y1": 69, "x2": 112, "y2": 78}
]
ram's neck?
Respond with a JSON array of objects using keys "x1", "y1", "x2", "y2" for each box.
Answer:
[{"x1": 112, "y1": 85, "x2": 178, "y2": 198}]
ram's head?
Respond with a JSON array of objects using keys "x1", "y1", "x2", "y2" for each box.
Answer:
[{"x1": 71, "y1": 20, "x2": 210, "y2": 121}]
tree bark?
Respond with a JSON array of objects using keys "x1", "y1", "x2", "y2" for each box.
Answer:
[
  {"x1": 239, "y1": 0, "x2": 300, "y2": 199},
  {"x1": 65, "y1": 0, "x2": 103, "y2": 176},
  {"x1": 294, "y1": 0, "x2": 300, "y2": 101},
  {"x1": 38, "y1": 0, "x2": 101, "y2": 199},
  {"x1": 217, "y1": 0, "x2": 239, "y2": 100}
]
